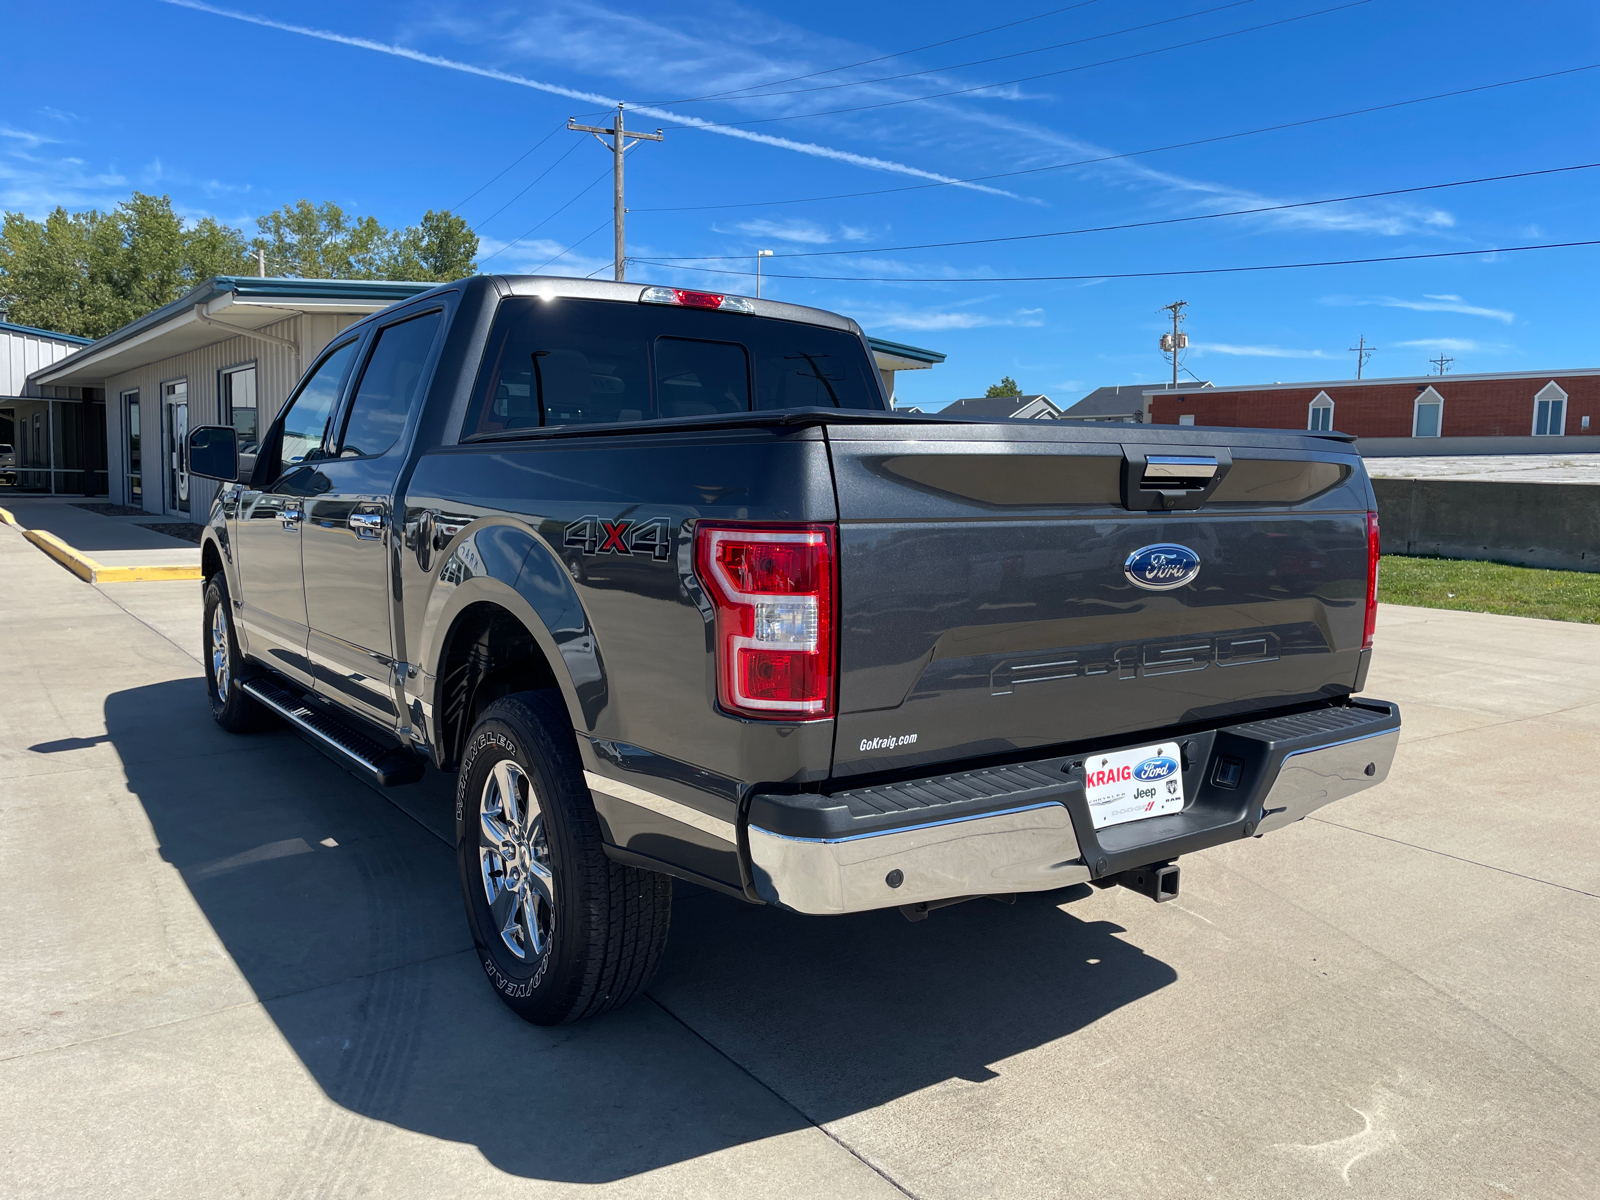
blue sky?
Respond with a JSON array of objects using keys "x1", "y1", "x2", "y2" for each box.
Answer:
[{"x1": 3, "y1": 0, "x2": 1598, "y2": 408}]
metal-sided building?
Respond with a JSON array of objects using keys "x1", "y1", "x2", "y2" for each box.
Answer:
[
  {"x1": 1, "y1": 320, "x2": 97, "y2": 493},
  {"x1": 28, "y1": 277, "x2": 433, "y2": 517}
]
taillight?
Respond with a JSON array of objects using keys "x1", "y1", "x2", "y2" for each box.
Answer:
[
  {"x1": 1363, "y1": 510, "x2": 1381, "y2": 650},
  {"x1": 694, "y1": 523, "x2": 835, "y2": 720},
  {"x1": 640, "y1": 286, "x2": 755, "y2": 313}
]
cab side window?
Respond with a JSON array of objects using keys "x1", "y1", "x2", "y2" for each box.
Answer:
[
  {"x1": 337, "y1": 311, "x2": 443, "y2": 458},
  {"x1": 279, "y1": 340, "x2": 358, "y2": 472}
]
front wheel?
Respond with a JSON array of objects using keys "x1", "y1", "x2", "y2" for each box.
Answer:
[
  {"x1": 456, "y1": 691, "x2": 672, "y2": 1024},
  {"x1": 203, "y1": 573, "x2": 275, "y2": 733}
]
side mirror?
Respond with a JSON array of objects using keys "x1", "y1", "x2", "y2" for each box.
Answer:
[{"x1": 188, "y1": 425, "x2": 239, "y2": 482}]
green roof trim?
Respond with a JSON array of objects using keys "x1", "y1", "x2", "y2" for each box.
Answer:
[
  {"x1": 867, "y1": 335, "x2": 946, "y2": 365},
  {"x1": 1, "y1": 320, "x2": 94, "y2": 345}
]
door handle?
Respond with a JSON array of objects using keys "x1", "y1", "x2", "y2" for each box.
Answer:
[
  {"x1": 280, "y1": 505, "x2": 303, "y2": 530},
  {"x1": 349, "y1": 509, "x2": 387, "y2": 539}
]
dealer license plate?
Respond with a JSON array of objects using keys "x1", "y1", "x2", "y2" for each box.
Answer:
[{"x1": 1084, "y1": 742, "x2": 1186, "y2": 830}]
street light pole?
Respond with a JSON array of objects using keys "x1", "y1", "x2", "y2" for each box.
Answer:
[{"x1": 756, "y1": 249, "x2": 774, "y2": 298}]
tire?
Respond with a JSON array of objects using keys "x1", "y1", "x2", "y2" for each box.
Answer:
[
  {"x1": 203, "y1": 573, "x2": 275, "y2": 733},
  {"x1": 456, "y1": 690, "x2": 672, "y2": 1025}
]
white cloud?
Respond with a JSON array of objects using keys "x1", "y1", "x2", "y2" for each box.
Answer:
[
  {"x1": 1194, "y1": 343, "x2": 1334, "y2": 359},
  {"x1": 1322, "y1": 294, "x2": 1515, "y2": 324},
  {"x1": 1, "y1": 127, "x2": 62, "y2": 150},
  {"x1": 159, "y1": 0, "x2": 1021, "y2": 199},
  {"x1": 1396, "y1": 338, "x2": 1481, "y2": 351},
  {"x1": 850, "y1": 305, "x2": 1045, "y2": 332},
  {"x1": 723, "y1": 219, "x2": 857, "y2": 246}
]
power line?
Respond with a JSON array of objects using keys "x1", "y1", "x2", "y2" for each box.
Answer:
[
  {"x1": 630, "y1": 237, "x2": 1600, "y2": 283},
  {"x1": 473, "y1": 138, "x2": 586, "y2": 232},
  {"x1": 631, "y1": 62, "x2": 1600, "y2": 213},
  {"x1": 643, "y1": 0, "x2": 1108, "y2": 106},
  {"x1": 640, "y1": 162, "x2": 1600, "y2": 261},
  {"x1": 478, "y1": 165, "x2": 614, "y2": 264},
  {"x1": 531, "y1": 218, "x2": 614, "y2": 273},
  {"x1": 664, "y1": 0, "x2": 1375, "y2": 130},
  {"x1": 667, "y1": 0, "x2": 1253, "y2": 106},
  {"x1": 451, "y1": 123, "x2": 565, "y2": 211}
]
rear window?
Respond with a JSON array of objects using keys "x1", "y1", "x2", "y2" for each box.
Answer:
[{"x1": 463, "y1": 297, "x2": 883, "y2": 437}]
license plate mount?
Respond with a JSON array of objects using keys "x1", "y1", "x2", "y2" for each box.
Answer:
[{"x1": 1084, "y1": 742, "x2": 1186, "y2": 830}]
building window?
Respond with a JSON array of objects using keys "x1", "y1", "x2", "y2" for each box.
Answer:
[
  {"x1": 222, "y1": 363, "x2": 259, "y2": 451},
  {"x1": 1308, "y1": 390, "x2": 1334, "y2": 432},
  {"x1": 122, "y1": 391, "x2": 141, "y2": 506},
  {"x1": 1532, "y1": 381, "x2": 1567, "y2": 437},
  {"x1": 1413, "y1": 386, "x2": 1443, "y2": 437},
  {"x1": 1178, "y1": 414, "x2": 1195, "y2": 426}
]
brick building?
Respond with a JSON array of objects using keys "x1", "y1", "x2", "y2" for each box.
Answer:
[{"x1": 1142, "y1": 369, "x2": 1599, "y2": 439}]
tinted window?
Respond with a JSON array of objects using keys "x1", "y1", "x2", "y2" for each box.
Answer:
[
  {"x1": 281, "y1": 340, "x2": 357, "y2": 468},
  {"x1": 463, "y1": 297, "x2": 882, "y2": 437},
  {"x1": 339, "y1": 311, "x2": 442, "y2": 458}
]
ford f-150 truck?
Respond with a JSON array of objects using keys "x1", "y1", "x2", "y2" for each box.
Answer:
[{"x1": 186, "y1": 274, "x2": 1400, "y2": 1025}]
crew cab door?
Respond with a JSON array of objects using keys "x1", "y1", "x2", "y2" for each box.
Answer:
[
  {"x1": 302, "y1": 308, "x2": 443, "y2": 731},
  {"x1": 232, "y1": 337, "x2": 359, "y2": 689}
]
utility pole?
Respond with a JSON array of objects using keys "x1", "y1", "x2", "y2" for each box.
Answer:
[
  {"x1": 1348, "y1": 334, "x2": 1375, "y2": 380},
  {"x1": 568, "y1": 104, "x2": 664, "y2": 281},
  {"x1": 1158, "y1": 300, "x2": 1189, "y2": 390},
  {"x1": 756, "y1": 249, "x2": 774, "y2": 298},
  {"x1": 1430, "y1": 352, "x2": 1454, "y2": 375}
]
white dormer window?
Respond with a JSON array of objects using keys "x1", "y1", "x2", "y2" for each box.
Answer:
[
  {"x1": 1307, "y1": 391, "x2": 1334, "y2": 431},
  {"x1": 1413, "y1": 386, "x2": 1444, "y2": 437},
  {"x1": 1533, "y1": 381, "x2": 1567, "y2": 436}
]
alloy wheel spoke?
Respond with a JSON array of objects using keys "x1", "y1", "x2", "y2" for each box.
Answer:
[
  {"x1": 493, "y1": 761, "x2": 524, "y2": 831},
  {"x1": 489, "y1": 881, "x2": 522, "y2": 948},
  {"x1": 479, "y1": 811, "x2": 514, "y2": 855}
]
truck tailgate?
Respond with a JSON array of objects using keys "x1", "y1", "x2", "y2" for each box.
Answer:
[{"x1": 826, "y1": 423, "x2": 1372, "y2": 778}]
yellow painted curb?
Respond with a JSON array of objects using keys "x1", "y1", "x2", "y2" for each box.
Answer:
[
  {"x1": 0, "y1": 505, "x2": 16, "y2": 525},
  {"x1": 20, "y1": 527, "x2": 204, "y2": 584}
]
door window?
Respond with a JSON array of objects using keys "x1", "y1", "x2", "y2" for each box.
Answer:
[
  {"x1": 337, "y1": 311, "x2": 442, "y2": 459},
  {"x1": 280, "y1": 340, "x2": 358, "y2": 470},
  {"x1": 123, "y1": 392, "x2": 141, "y2": 505},
  {"x1": 164, "y1": 381, "x2": 188, "y2": 514}
]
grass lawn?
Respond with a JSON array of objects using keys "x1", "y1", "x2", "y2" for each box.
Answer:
[{"x1": 1378, "y1": 555, "x2": 1600, "y2": 624}]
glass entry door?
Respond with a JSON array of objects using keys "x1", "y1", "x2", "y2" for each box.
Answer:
[
  {"x1": 164, "y1": 381, "x2": 188, "y2": 515},
  {"x1": 123, "y1": 392, "x2": 142, "y2": 507}
]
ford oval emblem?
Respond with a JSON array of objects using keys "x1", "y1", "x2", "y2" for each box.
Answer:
[
  {"x1": 1133, "y1": 755, "x2": 1179, "y2": 782},
  {"x1": 1124, "y1": 543, "x2": 1201, "y2": 591}
]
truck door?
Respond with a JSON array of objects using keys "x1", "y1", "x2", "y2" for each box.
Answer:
[
  {"x1": 302, "y1": 309, "x2": 443, "y2": 732},
  {"x1": 232, "y1": 338, "x2": 359, "y2": 690}
]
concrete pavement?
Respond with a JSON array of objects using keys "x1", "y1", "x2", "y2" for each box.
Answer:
[{"x1": 2, "y1": 524, "x2": 1597, "y2": 1199}]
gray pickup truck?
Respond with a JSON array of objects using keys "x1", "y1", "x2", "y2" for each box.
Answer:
[{"x1": 186, "y1": 275, "x2": 1400, "y2": 1025}]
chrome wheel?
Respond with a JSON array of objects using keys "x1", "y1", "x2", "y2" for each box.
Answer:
[
  {"x1": 478, "y1": 760, "x2": 554, "y2": 962},
  {"x1": 210, "y1": 602, "x2": 231, "y2": 702}
]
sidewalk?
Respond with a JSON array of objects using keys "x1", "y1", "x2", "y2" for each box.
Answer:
[{"x1": 0, "y1": 494, "x2": 202, "y2": 578}]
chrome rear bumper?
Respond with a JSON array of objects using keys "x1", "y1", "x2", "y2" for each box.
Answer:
[{"x1": 747, "y1": 701, "x2": 1400, "y2": 916}]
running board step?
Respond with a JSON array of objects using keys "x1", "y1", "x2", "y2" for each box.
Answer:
[{"x1": 242, "y1": 677, "x2": 425, "y2": 787}]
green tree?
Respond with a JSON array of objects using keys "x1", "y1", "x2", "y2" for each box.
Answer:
[
  {"x1": 985, "y1": 375, "x2": 1022, "y2": 398},
  {"x1": 1, "y1": 191, "x2": 480, "y2": 338},
  {"x1": 382, "y1": 209, "x2": 478, "y2": 281},
  {"x1": 0, "y1": 192, "x2": 251, "y2": 338},
  {"x1": 250, "y1": 202, "x2": 476, "y2": 282}
]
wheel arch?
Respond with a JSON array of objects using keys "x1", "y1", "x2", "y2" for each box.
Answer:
[{"x1": 421, "y1": 528, "x2": 607, "y2": 770}]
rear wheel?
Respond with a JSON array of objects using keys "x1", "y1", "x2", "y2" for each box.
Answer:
[
  {"x1": 456, "y1": 690, "x2": 672, "y2": 1024},
  {"x1": 203, "y1": 573, "x2": 275, "y2": 733}
]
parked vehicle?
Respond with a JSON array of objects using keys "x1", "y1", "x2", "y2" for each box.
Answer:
[
  {"x1": 188, "y1": 275, "x2": 1400, "y2": 1025},
  {"x1": 0, "y1": 443, "x2": 15, "y2": 486}
]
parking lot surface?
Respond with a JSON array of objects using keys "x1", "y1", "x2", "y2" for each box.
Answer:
[{"x1": 2, "y1": 521, "x2": 1597, "y2": 1199}]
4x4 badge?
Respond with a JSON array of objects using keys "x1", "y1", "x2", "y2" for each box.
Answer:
[{"x1": 564, "y1": 515, "x2": 673, "y2": 560}]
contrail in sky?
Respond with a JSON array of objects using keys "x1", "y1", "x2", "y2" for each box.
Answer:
[{"x1": 158, "y1": 0, "x2": 1021, "y2": 199}]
